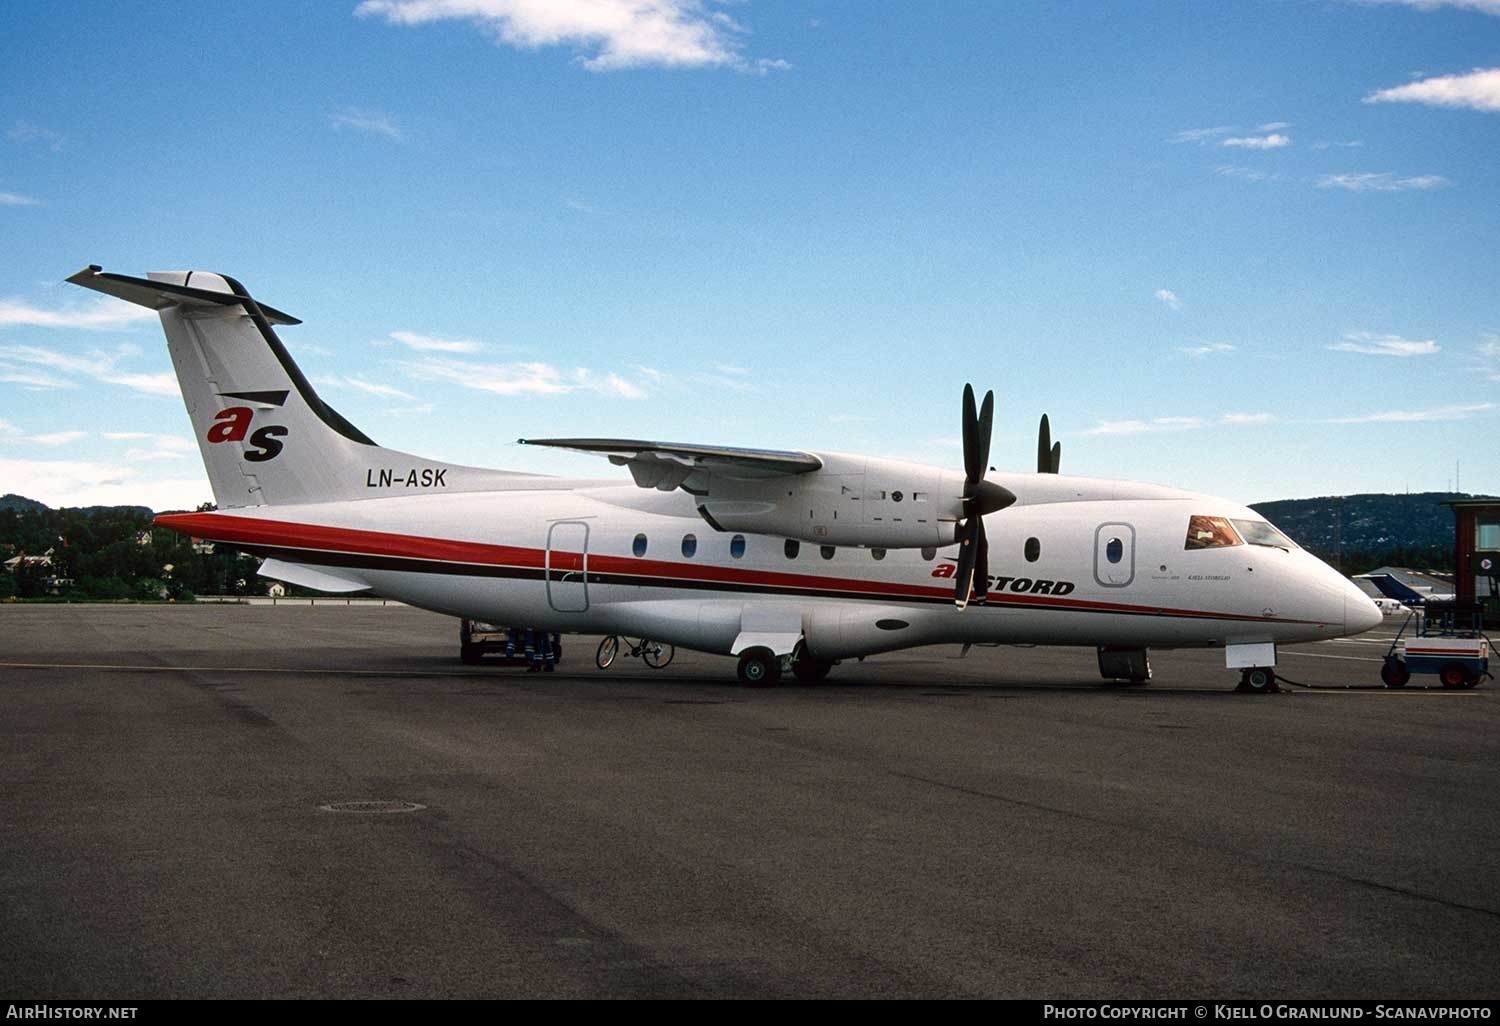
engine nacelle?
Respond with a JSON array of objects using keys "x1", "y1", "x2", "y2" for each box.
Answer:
[{"x1": 695, "y1": 453, "x2": 965, "y2": 549}]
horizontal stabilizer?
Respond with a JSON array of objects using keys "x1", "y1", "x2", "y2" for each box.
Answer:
[
  {"x1": 258, "y1": 558, "x2": 371, "y2": 594},
  {"x1": 66, "y1": 265, "x2": 301, "y2": 325}
]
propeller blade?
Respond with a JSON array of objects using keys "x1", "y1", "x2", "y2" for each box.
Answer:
[
  {"x1": 954, "y1": 516, "x2": 980, "y2": 610},
  {"x1": 972, "y1": 519, "x2": 989, "y2": 604},
  {"x1": 961, "y1": 384, "x2": 981, "y2": 485},
  {"x1": 1049, "y1": 440, "x2": 1061, "y2": 474},
  {"x1": 975, "y1": 389, "x2": 994, "y2": 481},
  {"x1": 1037, "y1": 415, "x2": 1052, "y2": 473}
]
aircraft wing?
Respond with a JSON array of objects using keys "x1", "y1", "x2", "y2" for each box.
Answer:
[{"x1": 518, "y1": 437, "x2": 822, "y2": 491}]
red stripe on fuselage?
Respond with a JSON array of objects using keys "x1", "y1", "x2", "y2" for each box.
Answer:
[{"x1": 154, "y1": 511, "x2": 1320, "y2": 625}]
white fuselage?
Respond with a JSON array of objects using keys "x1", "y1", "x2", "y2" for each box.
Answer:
[{"x1": 160, "y1": 469, "x2": 1378, "y2": 661}]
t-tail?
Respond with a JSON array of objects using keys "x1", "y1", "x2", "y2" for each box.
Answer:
[{"x1": 68, "y1": 265, "x2": 525, "y2": 507}]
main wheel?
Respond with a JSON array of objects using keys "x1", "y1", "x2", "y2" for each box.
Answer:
[
  {"x1": 643, "y1": 641, "x2": 675, "y2": 669},
  {"x1": 737, "y1": 648, "x2": 780, "y2": 687},
  {"x1": 1439, "y1": 662, "x2": 1470, "y2": 689},
  {"x1": 790, "y1": 641, "x2": 833, "y2": 684},
  {"x1": 595, "y1": 635, "x2": 620, "y2": 669},
  {"x1": 1380, "y1": 658, "x2": 1410, "y2": 688},
  {"x1": 1239, "y1": 667, "x2": 1276, "y2": 693}
]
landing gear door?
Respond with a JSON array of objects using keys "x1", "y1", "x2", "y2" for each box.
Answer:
[
  {"x1": 546, "y1": 520, "x2": 589, "y2": 612},
  {"x1": 1093, "y1": 522, "x2": 1136, "y2": 588}
]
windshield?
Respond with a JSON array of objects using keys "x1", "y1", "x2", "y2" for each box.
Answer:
[
  {"x1": 1231, "y1": 518, "x2": 1297, "y2": 550},
  {"x1": 1185, "y1": 515, "x2": 1242, "y2": 550}
]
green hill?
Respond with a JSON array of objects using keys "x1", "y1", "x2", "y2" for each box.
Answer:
[{"x1": 1250, "y1": 492, "x2": 1485, "y2": 574}]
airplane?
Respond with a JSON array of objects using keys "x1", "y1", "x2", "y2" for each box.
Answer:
[{"x1": 68, "y1": 264, "x2": 1383, "y2": 692}]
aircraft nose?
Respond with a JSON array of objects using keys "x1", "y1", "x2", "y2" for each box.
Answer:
[{"x1": 1344, "y1": 582, "x2": 1382, "y2": 635}]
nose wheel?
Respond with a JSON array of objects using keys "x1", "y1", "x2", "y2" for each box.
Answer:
[{"x1": 1237, "y1": 667, "x2": 1278, "y2": 693}]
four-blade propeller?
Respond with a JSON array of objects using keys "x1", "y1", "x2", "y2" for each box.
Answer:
[{"x1": 953, "y1": 384, "x2": 1017, "y2": 610}]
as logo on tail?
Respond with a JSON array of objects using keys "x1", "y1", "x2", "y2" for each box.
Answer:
[{"x1": 206, "y1": 390, "x2": 290, "y2": 463}]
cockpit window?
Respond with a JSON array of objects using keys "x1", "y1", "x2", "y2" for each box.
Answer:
[
  {"x1": 1185, "y1": 515, "x2": 1242, "y2": 550},
  {"x1": 1231, "y1": 519, "x2": 1296, "y2": 550}
]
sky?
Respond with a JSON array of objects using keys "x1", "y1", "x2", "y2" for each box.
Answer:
[{"x1": 1, "y1": 0, "x2": 1498, "y2": 512}]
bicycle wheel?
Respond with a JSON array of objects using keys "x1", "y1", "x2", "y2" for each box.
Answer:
[
  {"x1": 595, "y1": 635, "x2": 620, "y2": 669},
  {"x1": 642, "y1": 641, "x2": 675, "y2": 669}
]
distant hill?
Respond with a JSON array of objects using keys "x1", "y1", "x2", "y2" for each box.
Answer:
[
  {"x1": 1250, "y1": 492, "x2": 1488, "y2": 574},
  {"x1": 1, "y1": 494, "x2": 49, "y2": 514},
  {"x1": 1, "y1": 494, "x2": 153, "y2": 518}
]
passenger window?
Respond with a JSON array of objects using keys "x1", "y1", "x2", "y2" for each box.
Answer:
[
  {"x1": 632, "y1": 533, "x2": 647, "y2": 557},
  {"x1": 730, "y1": 535, "x2": 746, "y2": 559},
  {"x1": 1185, "y1": 515, "x2": 1242, "y2": 550},
  {"x1": 871, "y1": 548, "x2": 886, "y2": 560},
  {"x1": 681, "y1": 534, "x2": 697, "y2": 558},
  {"x1": 1106, "y1": 537, "x2": 1123, "y2": 563},
  {"x1": 921, "y1": 546, "x2": 936, "y2": 560},
  {"x1": 820, "y1": 545, "x2": 835, "y2": 560},
  {"x1": 785, "y1": 539, "x2": 800, "y2": 559},
  {"x1": 1025, "y1": 537, "x2": 1040, "y2": 563}
]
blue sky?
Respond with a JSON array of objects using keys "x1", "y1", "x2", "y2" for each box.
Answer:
[{"x1": 2, "y1": 0, "x2": 1497, "y2": 511}]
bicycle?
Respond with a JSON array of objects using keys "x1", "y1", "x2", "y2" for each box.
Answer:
[{"x1": 595, "y1": 635, "x2": 675, "y2": 669}]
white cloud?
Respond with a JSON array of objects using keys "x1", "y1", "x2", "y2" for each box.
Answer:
[
  {"x1": 396, "y1": 355, "x2": 648, "y2": 398},
  {"x1": 0, "y1": 343, "x2": 178, "y2": 397},
  {"x1": 1317, "y1": 172, "x2": 1450, "y2": 192},
  {"x1": 356, "y1": 0, "x2": 785, "y2": 73},
  {"x1": 388, "y1": 330, "x2": 485, "y2": 354},
  {"x1": 99, "y1": 372, "x2": 178, "y2": 397},
  {"x1": 8, "y1": 122, "x2": 65, "y2": 151},
  {"x1": 0, "y1": 418, "x2": 22, "y2": 434},
  {"x1": 1082, "y1": 417, "x2": 1205, "y2": 436},
  {"x1": 1323, "y1": 403, "x2": 1494, "y2": 424},
  {"x1": 1365, "y1": 67, "x2": 1500, "y2": 112},
  {"x1": 1154, "y1": 288, "x2": 1182, "y2": 311},
  {"x1": 0, "y1": 367, "x2": 75, "y2": 390},
  {"x1": 1221, "y1": 133, "x2": 1291, "y2": 149},
  {"x1": 1475, "y1": 333, "x2": 1500, "y2": 381},
  {"x1": 0, "y1": 297, "x2": 156, "y2": 331},
  {"x1": 1215, "y1": 165, "x2": 1275, "y2": 182},
  {"x1": 0, "y1": 457, "x2": 210, "y2": 511},
  {"x1": 28, "y1": 431, "x2": 88, "y2": 446},
  {"x1": 1169, "y1": 126, "x2": 1233, "y2": 143},
  {"x1": 1327, "y1": 332, "x2": 1438, "y2": 356},
  {"x1": 1221, "y1": 412, "x2": 1277, "y2": 425},
  {"x1": 330, "y1": 109, "x2": 404, "y2": 141},
  {"x1": 313, "y1": 374, "x2": 417, "y2": 401},
  {"x1": 1180, "y1": 342, "x2": 1235, "y2": 357},
  {"x1": 0, "y1": 191, "x2": 41, "y2": 207},
  {"x1": 1258, "y1": 121, "x2": 1292, "y2": 131},
  {"x1": 1357, "y1": 1, "x2": 1500, "y2": 17}
]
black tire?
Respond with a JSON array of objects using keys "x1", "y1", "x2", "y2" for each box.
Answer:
[
  {"x1": 460, "y1": 642, "x2": 483, "y2": 665},
  {"x1": 1439, "y1": 662, "x2": 1470, "y2": 689},
  {"x1": 642, "y1": 642, "x2": 674, "y2": 669},
  {"x1": 595, "y1": 636, "x2": 620, "y2": 669},
  {"x1": 1381, "y1": 658, "x2": 1410, "y2": 688},
  {"x1": 790, "y1": 641, "x2": 832, "y2": 684},
  {"x1": 1239, "y1": 667, "x2": 1276, "y2": 693},
  {"x1": 737, "y1": 648, "x2": 780, "y2": 687}
]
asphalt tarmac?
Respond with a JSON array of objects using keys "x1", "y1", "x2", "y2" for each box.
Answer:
[{"x1": 1, "y1": 604, "x2": 1495, "y2": 999}]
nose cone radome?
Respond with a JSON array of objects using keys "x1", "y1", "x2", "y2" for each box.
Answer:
[{"x1": 1344, "y1": 583, "x2": 1382, "y2": 635}]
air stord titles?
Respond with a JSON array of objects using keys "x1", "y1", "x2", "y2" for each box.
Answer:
[{"x1": 932, "y1": 560, "x2": 1075, "y2": 596}]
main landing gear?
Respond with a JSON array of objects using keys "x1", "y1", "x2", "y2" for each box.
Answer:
[{"x1": 736, "y1": 642, "x2": 834, "y2": 687}]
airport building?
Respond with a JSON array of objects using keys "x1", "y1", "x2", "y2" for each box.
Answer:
[{"x1": 1445, "y1": 499, "x2": 1500, "y2": 628}]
